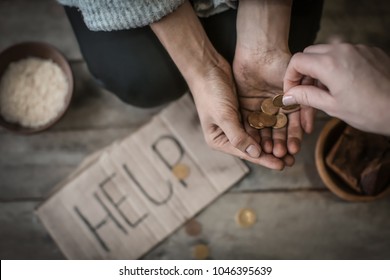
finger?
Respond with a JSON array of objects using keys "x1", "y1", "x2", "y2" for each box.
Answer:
[
  {"x1": 283, "y1": 85, "x2": 334, "y2": 113},
  {"x1": 218, "y1": 142, "x2": 285, "y2": 170},
  {"x1": 300, "y1": 105, "x2": 316, "y2": 134},
  {"x1": 219, "y1": 118, "x2": 262, "y2": 158},
  {"x1": 271, "y1": 125, "x2": 288, "y2": 158},
  {"x1": 244, "y1": 118, "x2": 261, "y2": 144},
  {"x1": 241, "y1": 109, "x2": 261, "y2": 143},
  {"x1": 260, "y1": 128, "x2": 273, "y2": 154},
  {"x1": 283, "y1": 52, "x2": 329, "y2": 92},
  {"x1": 283, "y1": 154, "x2": 295, "y2": 167},
  {"x1": 299, "y1": 76, "x2": 316, "y2": 134},
  {"x1": 287, "y1": 111, "x2": 302, "y2": 155},
  {"x1": 303, "y1": 44, "x2": 333, "y2": 54}
]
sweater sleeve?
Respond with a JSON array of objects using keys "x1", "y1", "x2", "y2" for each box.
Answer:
[
  {"x1": 193, "y1": 0, "x2": 237, "y2": 17},
  {"x1": 58, "y1": 0, "x2": 186, "y2": 31}
]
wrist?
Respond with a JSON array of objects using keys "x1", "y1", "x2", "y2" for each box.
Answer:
[
  {"x1": 235, "y1": 48, "x2": 291, "y2": 74},
  {"x1": 150, "y1": 1, "x2": 222, "y2": 88},
  {"x1": 175, "y1": 43, "x2": 223, "y2": 87},
  {"x1": 236, "y1": 0, "x2": 292, "y2": 54}
]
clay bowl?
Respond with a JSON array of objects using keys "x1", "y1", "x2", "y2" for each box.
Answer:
[
  {"x1": 0, "y1": 42, "x2": 73, "y2": 134},
  {"x1": 315, "y1": 118, "x2": 390, "y2": 202}
]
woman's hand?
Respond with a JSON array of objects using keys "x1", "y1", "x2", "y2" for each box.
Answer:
[{"x1": 283, "y1": 43, "x2": 390, "y2": 135}]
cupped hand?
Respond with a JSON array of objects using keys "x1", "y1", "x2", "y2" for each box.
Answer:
[
  {"x1": 189, "y1": 58, "x2": 290, "y2": 170},
  {"x1": 233, "y1": 50, "x2": 315, "y2": 160}
]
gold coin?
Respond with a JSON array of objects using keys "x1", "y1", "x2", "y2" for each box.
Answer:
[
  {"x1": 185, "y1": 219, "x2": 202, "y2": 236},
  {"x1": 247, "y1": 111, "x2": 264, "y2": 129},
  {"x1": 282, "y1": 104, "x2": 300, "y2": 112},
  {"x1": 172, "y1": 163, "x2": 190, "y2": 180},
  {"x1": 258, "y1": 112, "x2": 277, "y2": 127},
  {"x1": 254, "y1": 122, "x2": 265, "y2": 129},
  {"x1": 193, "y1": 244, "x2": 209, "y2": 260},
  {"x1": 261, "y1": 98, "x2": 279, "y2": 115},
  {"x1": 272, "y1": 94, "x2": 284, "y2": 107},
  {"x1": 236, "y1": 208, "x2": 257, "y2": 228},
  {"x1": 273, "y1": 113, "x2": 288, "y2": 129}
]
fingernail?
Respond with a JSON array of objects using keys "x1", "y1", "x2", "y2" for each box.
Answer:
[
  {"x1": 282, "y1": 95, "x2": 297, "y2": 106},
  {"x1": 246, "y1": 145, "x2": 260, "y2": 158}
]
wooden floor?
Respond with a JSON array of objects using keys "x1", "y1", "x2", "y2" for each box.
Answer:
[{"x1": 1, "y1": 0, "x2": 390, "y2": 259}]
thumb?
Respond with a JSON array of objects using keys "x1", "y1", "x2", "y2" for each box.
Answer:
[
  {"x1": 220, "y1": 118, "x2": 262, "y2": 158},
  {"x1": 283, "y1": 85, "x2": 333, "y2": 112}
]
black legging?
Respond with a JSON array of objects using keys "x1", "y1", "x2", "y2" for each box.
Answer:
[{"x1": 65, "y1": 0, "x2": 323, "y2": 108}]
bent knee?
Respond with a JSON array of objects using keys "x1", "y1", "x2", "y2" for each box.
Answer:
[{"x1": 89, "y1": 68, "x2": 188, "y2": 108}]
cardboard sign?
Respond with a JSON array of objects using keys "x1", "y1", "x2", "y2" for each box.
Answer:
[{"x1": 36, "y1": 94, "x2": 249, "y2": 259}]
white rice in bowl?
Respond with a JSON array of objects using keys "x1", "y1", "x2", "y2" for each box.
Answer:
[{"x1": 0, "y1": 57, "x2": 69, "y2": 128}]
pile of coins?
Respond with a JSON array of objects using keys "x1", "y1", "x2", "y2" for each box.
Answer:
[{"x1": 247, "y1": 94, "x2": 299, "y2": 130}]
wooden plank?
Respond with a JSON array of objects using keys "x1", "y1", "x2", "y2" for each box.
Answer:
[
  {"x1": 0, "y1": 201, "x2": 64, "y2": 259},
  {"x1": 0, "y1": 0, "x2": 82, "y2": 60},
  {"x1": 3, "y1": 190, "x2": 390, "y2": 259},
  {"x1": 0, "y1": 128, "x2": 133, "y2": 199},
  {"x1": 145, "y1": 191, "x2": 390, "y2": 260}
]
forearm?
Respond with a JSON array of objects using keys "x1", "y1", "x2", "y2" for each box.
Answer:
[
  {"x1": 236, "y1": 0, "x2": 292, "y2": 54},
  {"x1": 150, "y1": 0, "x2": 222, "y2": 89}
]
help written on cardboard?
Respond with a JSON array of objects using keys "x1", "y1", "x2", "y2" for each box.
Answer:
[{"x1": 36, "y1": 95, "x2": 249, "y2": 259}]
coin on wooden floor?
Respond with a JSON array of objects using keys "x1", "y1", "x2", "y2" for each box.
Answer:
[
  {"x1": 282, "y1": 104, "x2": 300, "y2": 112},
  {"x1": 193, "y1": 244, "x2": 209, "y2": 260},
  {"x1": 273, "y1": 113, "x2": 288, "y2": 129},
  {"x1": 185, "y1": 219, "x2": 202, "y2": 237},
  {"x1": 258, "y1": 112, "x2": 277, "y2": 127},
  {"x1": 248, "y1": 111, "x2": 265, "y2": 129},
  {"x1": 261, "y1": 98, "x2": 279, "y2": 115},
  {"x1": 272, "y1": 94, "x2": 284, "y2": 108},
  {"x1": 172, "y1": 163, "x2": 190, "y2": 180},
  {"x1": 236, "y1": 208, "x2": 257, "y2": 228}
]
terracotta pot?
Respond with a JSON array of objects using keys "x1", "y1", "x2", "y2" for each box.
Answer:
[{"x1": 315, "y1": 118, "x2": 390, "y2": 202}]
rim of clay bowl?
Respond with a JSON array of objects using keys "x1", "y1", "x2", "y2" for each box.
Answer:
[
  {"x1": 0, "y1": 42, "x2": 73, "y2": 134},
  {"x1": 315, "y1": 118, "x2": 390, "y2": 202}
]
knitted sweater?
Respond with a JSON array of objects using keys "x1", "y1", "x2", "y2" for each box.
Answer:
[{"x1": 58, "y1": 0, "x2": 237, "y2": 31}]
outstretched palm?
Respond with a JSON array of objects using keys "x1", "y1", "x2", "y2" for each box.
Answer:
[
  {"x1": 191, "y1": 59, "x2": 290, "y2": 170},
  {"x1": 233, "y1": 51, "x2": 311, "y2": 159}
]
